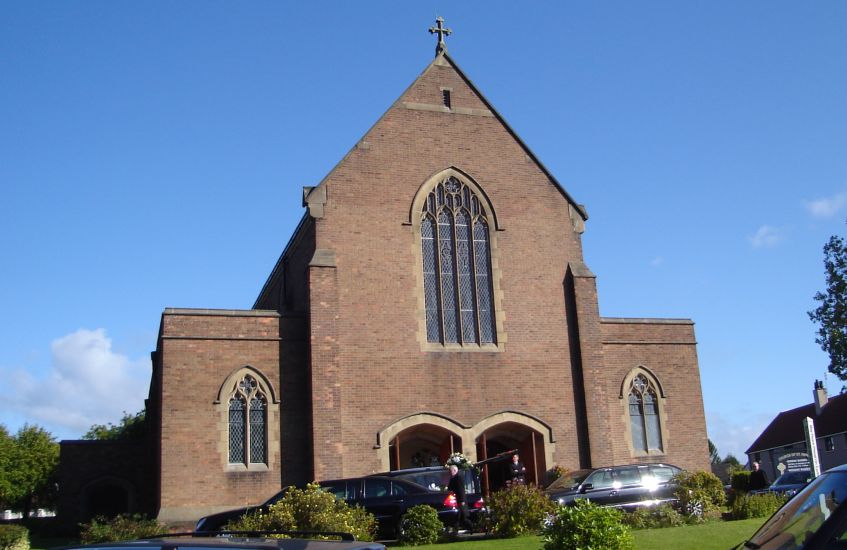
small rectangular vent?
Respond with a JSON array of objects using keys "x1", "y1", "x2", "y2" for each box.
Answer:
[{"x1": 442, "y1": 89, "x2": 452, "y2": 109}]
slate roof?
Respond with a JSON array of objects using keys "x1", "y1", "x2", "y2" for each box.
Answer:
[{"x1": 746, "y1": 390, "x2": 847, "y2": 453}]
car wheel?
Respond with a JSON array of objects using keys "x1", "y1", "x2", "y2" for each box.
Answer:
[{"x1": 685, "y1": 499, "x2": 704, "y2": 518}]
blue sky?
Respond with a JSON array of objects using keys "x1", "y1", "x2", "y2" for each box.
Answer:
[{"x1": 2, "y1": 1, "x2": 846, "y2": 462}]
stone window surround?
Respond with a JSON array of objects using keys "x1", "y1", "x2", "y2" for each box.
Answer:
[
  {"x1": 215, "y1": 366, "x2": 280, "y2": 472},
  {"x1": 619, "y1": 366, "x2": 669, "y2": 458},
  {"x1": 374, "y1": 410, "x2": 555, "y2": 472},
  {"x1": 408, "y1": 167, "x2": 507, "y2": 352}
]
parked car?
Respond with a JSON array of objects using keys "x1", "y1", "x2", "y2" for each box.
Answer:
[
  {"x1": 368, "y1": 466, "x2": 486, "y2": 523},
  {"x1": 752, "y1": 470, "x2": 813, "y2": 498},
  {"x1": 195, "y1": 475, "x2": 466, "y2": 539},
  {"x1": 53, "y1": 532, "x2": 384, "y2": 550},
  {"x1": 734, "y1": 463, "x2": 847, "y2": 549},
  {"x1": 545, "y1": 463, "x2": 682, "y2": 510}
]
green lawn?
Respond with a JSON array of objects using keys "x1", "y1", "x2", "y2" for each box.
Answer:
[
  {"x1": 31, "y1": 517, "x2": 768, "y2": 550},
  {"x1": 387, "y1": 517, "x2": 767, "y2": 549}
]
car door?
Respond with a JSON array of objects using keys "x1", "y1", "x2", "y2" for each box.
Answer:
[
  {"x1": 608, "y1": 466, "x2": 647, "y2": 507},
  {"x1": 360, "y1": 477, "x2": 404, "y2": 531},
  {"x1": 579, "y1": 468, "x2": 618, "y2": 505},
  {"x1": 648, "y1": 464, "x2": 680, "y2": 501}
]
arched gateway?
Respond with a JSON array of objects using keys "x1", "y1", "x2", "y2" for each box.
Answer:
[{"x1": 377, "y1": 411, "x2": 555, "y2": 493}]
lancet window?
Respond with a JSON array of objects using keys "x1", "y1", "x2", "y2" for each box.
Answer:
[
  {"x1": 628, "y1": 374, "x2": 663, "y2": 452},
  {"x1": 228, "y1": 374, "x2": 267, "y2": 465},
  {"x1": 421, "y1": 176, "x2": 496, "y2": 345}
]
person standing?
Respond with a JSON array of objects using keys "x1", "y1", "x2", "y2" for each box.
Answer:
[
  {"x1": 507, "y1": 453, "x2": 527, "y2": 485},
  {"x1": 447, "y1": 465, "x2": 472, "y2": 533},
  {"x1": 749, "y1": 461, "x2": 769, "y2": 491}
]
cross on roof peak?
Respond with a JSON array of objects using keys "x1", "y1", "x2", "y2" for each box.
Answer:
[{"x1": 429, "y1": 16, "x2": 452, "y2": 56}]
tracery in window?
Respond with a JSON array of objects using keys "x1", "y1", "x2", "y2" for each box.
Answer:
[
  {"x1": 421, "y1": 176, "x2": 495, "y2": 345},
  {"x1": 628, "y1": 374, "x2": 663, "y2": 452},
  {"x1": 227, "y1": 374, "x2": 267, "y2": 465}
]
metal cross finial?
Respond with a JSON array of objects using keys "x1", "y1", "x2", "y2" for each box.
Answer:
[{"x1": 429, "y1": 16, "x2": 452, "y2": 56}]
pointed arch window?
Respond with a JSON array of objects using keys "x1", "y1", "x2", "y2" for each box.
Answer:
[
  {"x1": 228, "y1": 374, "x2": 267, "y2": 465},
  {"x1": 421, "y1": 176, "x2": 496, "y2": 345},
  {"x1": 628, "y1": 374, "x2": 663, "y2": 452}
]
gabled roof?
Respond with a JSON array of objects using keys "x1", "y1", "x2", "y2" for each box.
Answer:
[
  {"x1": 306, "y1": 51, "x2": 588, "y2": 222},
  {"x1": 256, "y1": 49, "x2": 588, "y2": 307},
  {"x1": 746, "y1": 390, "x2": 847, "y2": 453}
]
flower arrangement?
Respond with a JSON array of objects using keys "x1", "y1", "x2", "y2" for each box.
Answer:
[{"x1": 445, "y1": 451, "x2": 473, "y2": 470}]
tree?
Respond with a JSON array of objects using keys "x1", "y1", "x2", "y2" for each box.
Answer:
[
  {"x1": 722, "y1": 454, "x2": 741, "y2": 468},
  {"x1": 708, "y1": 439, "x2": 720, "y2": 464},
  {"x1": 0, "y1": 425, "x2": 15, "y2": 509},
  {"x1": 809, "y1": 233, "x2": 847, "y2": 385},
  {"x1": 83, "y1": 410, "x2": 146, "y2": 441},
  {"x1": 0, "y1": 424, "x2": 59, "y2": 517}
]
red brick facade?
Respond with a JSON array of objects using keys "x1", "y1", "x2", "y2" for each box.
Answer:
[{"x1": 72, "y1": 51, "x2": 710, "y2": 524}]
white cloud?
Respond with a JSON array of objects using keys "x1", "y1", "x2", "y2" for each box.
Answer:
[
  {"x1": 4, "y1": 329, "x2": 150, "y2": 437},
  {"x1": 706, "y1": 410, "x2": 774, "y2": 463},
  {"x1": 748, "y1": 225, "x2": 782, "y2": 248},
  {"x1": 805, "y1": 192, "x2": 847, "y2": 219}
]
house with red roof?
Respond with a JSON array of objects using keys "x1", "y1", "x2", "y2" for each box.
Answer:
[{"x1": 746, "y1": 380, "x2": 847, "y2": 481}]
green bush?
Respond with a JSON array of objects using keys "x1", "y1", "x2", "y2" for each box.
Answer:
[
  {"x1": 621, "y1": 504, "x2": 684, "y2": 529},
  {"x1": 731, "y1": 470, "x2": 751, "y2": 493},
  {"x1": 673, "y1": 470, "x2": 726, "y2": 520},
  {"x1": 79, "y1": 514, "x2": 166, "y2": 543},
  {"x1": 397, "y1": 505, "x2": 443, "y2": 546},
  {"x1": 226, "y1": 483, "x2": 376, "y2": 541},
  {"x1": 731, "y1": 492, "x2": 787, "y2": 520},
  {"x1": 543, "y1": 501, "x2": 634, "y2": 550},
  {"x1": 0, "y1": 525, "x2": 29, "y2": 550},
  {"x1": 485, "y1": 483, "x2": 556, "y2": 538}
]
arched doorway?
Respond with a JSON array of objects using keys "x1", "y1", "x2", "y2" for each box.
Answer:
[
  {"x1": 82, "y1": 478, "x2": 134, "y2": 521},
  {"x1": 388, "y1": 424, "x2": 462, "y2": 471},
  {"x1": 476, "y1": 421, "x2": 546, "y2": 493}
]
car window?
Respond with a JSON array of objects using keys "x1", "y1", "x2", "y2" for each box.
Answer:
[
  {"x1": 649, "y1": 465, "x2": 677, "y2": 483},
  {"x1": 587, "y1": 469, "x2": 615, "y2": 489},
  {"x1": 614, "y1": 467, "x2": 642, "y2": 486},
  {"x1": 391, "y1": 482, "x2": 409, "y2": 496},
  {"x1": 365, "y1": 478, "x2": 391, "y2": 497},
  {"x1": 322, "y1": 480, "x2": 353, "y2": 500},
  {"x1": 776, "y1": 471, "x2": 811, "y2": 485},
  {"x1": 396, "y1": 470, "x2": 448, "y2": 491},
  {"x1": 747, "y1": 471, "x2": 847, "y2": 549}
]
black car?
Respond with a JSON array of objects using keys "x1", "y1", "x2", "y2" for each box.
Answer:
[
  {"x1": 735, "y1": 463, "x2": 847, "y2": 549},
  {"x1": 53, "y1": 533, "x2": 384, "y2": 550},
  {"x1": 545, "y1": 463, "x2": 682, "y2": 510},
  {"x1": 195, "y1": 475, "x2": 463, "y2": 539},
  {"x1": 751, "y1": 470, "x2": 813, "y2": 498},
  {"x1": 368, "y1": 466, "x2": 486, "y2": 522}
]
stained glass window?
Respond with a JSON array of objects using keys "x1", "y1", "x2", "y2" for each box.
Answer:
[
  {"x1": 628, "y1": 374, "x2": 663, "y2": 452},
  {"x1": 421, "y1": 176, "x2": 496, "y2": 345},
  {"x1": 228, "y1": 374, "x2": 268, "y2": 465}
]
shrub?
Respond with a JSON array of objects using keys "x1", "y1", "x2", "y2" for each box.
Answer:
[
  {"x1": 397, "y1": 505, "x2": 443, "y2": 546},
  {"x1": 485, "y1": 483, "x2": 556, "y2": 538},
  {"x1": 0, "y1": 525, "x2": 29, "y2": 550},
  {"x1": 673, "y1": 470, "x2": 726, "y2": 520},
  {"x1": 731, "y1": 492, "x2": 787, "y2": 520},
  {"x1": 226, "y1": 483, "x2": 376, "y2": 541},
  {"x1": 79, "y1": 514, "x2": 166, "y2": 543},
  {"x1": 543, "y1": 501, "x2": 634, "y2": 550},
  {"x1": 621, "y1": 504, "x2": 684, "y2": 529},
  {"x1": 731, "y1": 470, "x2": 751, "y2": 493}
]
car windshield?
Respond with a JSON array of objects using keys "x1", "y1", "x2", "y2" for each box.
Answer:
[
  {"x1": 546, "y1": 469, "x2": 593, "y2": 491},
  {"x1": 772, "y1": 471, "x2": 811, "y2": 486},
  {"x1": 745, "y1": 470, "x2": 847, "y2": 549}
]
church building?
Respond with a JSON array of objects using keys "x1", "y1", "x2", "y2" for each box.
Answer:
[{"x1": 57, "y1": 20, "x2": 710, "y2": 526}]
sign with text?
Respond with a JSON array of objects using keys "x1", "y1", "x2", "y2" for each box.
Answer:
[{"x1": 803, "y1": 417, "x2": 821, "y2": 478}]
